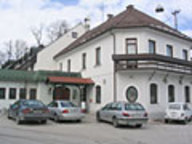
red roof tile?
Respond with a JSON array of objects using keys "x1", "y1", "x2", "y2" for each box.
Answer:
[
  {"x1": 54, "y1": 5, "x2": 192, "y2": 59},
  {"x1": 48, "y1": 76, "x2": 94, "y2": 85}
]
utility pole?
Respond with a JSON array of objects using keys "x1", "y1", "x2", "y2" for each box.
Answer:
[{"x1": 172, "y1": 10, "x2": 180, "y2": 30}]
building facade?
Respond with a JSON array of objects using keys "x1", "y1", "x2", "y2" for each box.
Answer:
[
  {"x1": 0, "y1": 5, "x2": 192, "y2": 119},
  {"x1": 0, "y1": 70, "x2": 93, "y2": 109},
  {"x1": 53, "y1": 5, "x2": 192, "y2": 117}
]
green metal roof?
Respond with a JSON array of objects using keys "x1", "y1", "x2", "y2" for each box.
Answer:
[{"x1": 0, "y1": 70, "x2": 81, "y2": 83}]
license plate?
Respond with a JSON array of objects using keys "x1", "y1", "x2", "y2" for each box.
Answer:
[
  {"x1": 132, "y1": 114, "x2": 141, "y2": 118},
  {"x1": 33, "y1": 110, "x2": 42, "y2": 113}
]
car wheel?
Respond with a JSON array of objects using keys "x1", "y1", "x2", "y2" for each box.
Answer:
[
  {"x1": 54, "y1": 114, "x2": 59, "y2": 122},
  {"x1": 76, "y1": 119, "x2": 82, "y2": 123},
  {"x1": 112, "y1": 117, "x2": 119, "y2": 128},
  {"x1": 16, "y1": 117, "x2": 21, "y2": 125},
  {"x1": 165, "y1": 119, "x2": 169, "y2": 124},
  {"x1": 7, "y1": 112, "x2": 11, "y2": 120},
  {"x1": 41, "y1": 120, "x2": 47, "y2": 124},
  {"x1": 136, "y1": 124, "x2": 142, "y2": 128},
  {"x1": 183, "y1": 118, "x2": 188, "y2": 125},
  {"x1": 96, "y1": 112, "x2": 101, "y2": 122}
]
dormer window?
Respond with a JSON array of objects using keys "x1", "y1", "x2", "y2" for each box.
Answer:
[{"x1": 72, "y1": 32, "x2": 78, "y2": 38}]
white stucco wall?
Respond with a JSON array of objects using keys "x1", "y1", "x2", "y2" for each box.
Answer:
[
  {"x1": 54, "y1": 27, "x2": 192, "y2": 114},
  {"x1": 34, "y1": 23, "x2": 88, "y2": 71},
  {"x1": 0, "y1": 81, "x2": 37, "y2": 108},
  {"x1": 55, "y1": 32, "x2": 115, "y2": 111},
  {"x1": 117, "y1": 70, "x2": 192, "y2": 118},
  {"x1": 115, "y1": 28, "x2": 191, "y2": 59}
]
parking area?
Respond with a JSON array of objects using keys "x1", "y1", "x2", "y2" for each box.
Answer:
[{"x1": 0, "y1": 113, "x2": 192, "y2": 144}]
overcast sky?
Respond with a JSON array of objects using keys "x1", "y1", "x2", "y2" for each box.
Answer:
[{"x1": 0, "y1": 0, "x2": 192, "y2": 51}]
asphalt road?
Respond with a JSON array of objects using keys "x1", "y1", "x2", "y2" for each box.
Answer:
[{"x1": 0, "y1": 113, "x2": 192, "y2": 144}]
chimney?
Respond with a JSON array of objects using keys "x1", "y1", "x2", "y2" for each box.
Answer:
[
  {"x1": 127, "y1": 5, "x2": 134, "y2": 10},
  {"x1": 107, "y1": 14, "x2": 113, "y2": 20},
  {"x1": 84, "y1": 17, "x2": 90, "y2": 30}
]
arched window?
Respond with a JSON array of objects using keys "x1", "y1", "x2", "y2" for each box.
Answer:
[
  {"x1": 150, "y1": 84, "x2": 158, "y2": 104},
  {"x1": 96, "y1": 86, "x2": 101, "y2": 104},
  {"x1": 168, "y1": 85, "x2": 175, "y2": 102},
  {"x1": 185, "y1": 86, "x2": 190, "y2": 103}
]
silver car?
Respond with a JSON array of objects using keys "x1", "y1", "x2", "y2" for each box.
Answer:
[
  {"x1": 8, "y1": 100, "x2": 50, "y2": 124},
  {"x1": 96, "y1": 102, "x2": 148, "y2": 127},
  {"x1": 48, "y1": 100, "x2": 85, "y2": 122}
]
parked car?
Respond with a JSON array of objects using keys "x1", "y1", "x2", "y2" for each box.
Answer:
[
  {"x1": 164, "y1": 102, "x2": 192, "y2": 124},
  {"x1": 96, "y1": 102, "x2": 148, "y2": 128},
  {"x1": 8, "y1": 99, "x2": 50, "y2": 124},
  {"x1": 48, "y1": 100, "x2": 85, "y2": 122}
]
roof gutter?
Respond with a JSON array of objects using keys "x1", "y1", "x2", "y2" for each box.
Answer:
[{"x1": 110, "y1": 30, "x2": 117, "y2": 102}]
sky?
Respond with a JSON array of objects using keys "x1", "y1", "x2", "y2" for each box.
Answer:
[{"x1": 0, "y1": 0, "x2": 192, "y2": 51}]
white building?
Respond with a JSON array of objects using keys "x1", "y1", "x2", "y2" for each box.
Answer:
[
  {"x1": 52, "y1": 5, "x2": 192, "y2": 117},
  {"x1": 34, "y1": 22, "x2": 89, "y2": 71},
  {"x1": 1, "y1": 5, "x2": 192, "y2": 119}
]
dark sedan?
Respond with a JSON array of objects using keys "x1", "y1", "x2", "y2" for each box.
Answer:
[{"x1": 8, "y1": 100, "x2": 50, "y2": 124}]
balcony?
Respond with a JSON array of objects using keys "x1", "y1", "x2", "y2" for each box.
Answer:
[{"x1": 112, "y1": 54, "x2": 192, "y2": 75}]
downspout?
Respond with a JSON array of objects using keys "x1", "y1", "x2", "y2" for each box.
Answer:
[{"x1": 110, "y1": 30, "x2": 117, "y2": 102}]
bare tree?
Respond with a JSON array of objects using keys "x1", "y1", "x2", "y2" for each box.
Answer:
[
  {"x1": 3, "y1": 39, "x2": 28, "y2": 60},
  {"x1": 46, "y1": 20, "x2": 68, "y2": 42},
  {"x1": 0, "y1": 51, "x2": 6, "y2": 66},
  {"x1": 4, "y1": 40, "x2": 13, "y2": 60},
  {"x1": 14, "y1": 40, "x2": 28, "y2": 60},
  {"x1": 31, "y1": 24, "x2": 44, "y2": 46}
]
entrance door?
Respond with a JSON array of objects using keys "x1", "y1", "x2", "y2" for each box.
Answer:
[{"x1": 53, "y1": 87, "x2": 70, "y2": 100}]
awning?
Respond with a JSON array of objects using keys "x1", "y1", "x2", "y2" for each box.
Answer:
[{"x1": 48, "y1": 76, "x2": 94, "y2": 85}]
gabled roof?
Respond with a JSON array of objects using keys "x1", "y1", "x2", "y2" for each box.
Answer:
[{"x1": 54, "y1": 5, "x2": 192, "y2": 59}]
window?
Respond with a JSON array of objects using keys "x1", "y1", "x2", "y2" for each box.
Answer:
[
  {"x1": 96, "y1": 47, "x2": 101, "y2": 66},
  {"x1": 185, "y1": 86, "x2": 190, "y2": 103},
  {"x1": 72, "y1": 32, "x2": 78, "y2": 38},
  {"x1": 126, "y1": 86, "x2": 138, "y2": 103},
  {"x1": 30, "y1": 89, "x2": 37, "y2": 100},
  {"x1": 96, "y1": 86, "x2": 101, "y2": 104},
  {"x1": 182, "y1": 50, "x2": 188, "y2": 60},
  {"x1": 168, "y1": 85, "x2": 175, "y2": 102},
  {"x1": 67, "y1": 59, "x2": 71, "y2": 72},
  {"x1": 149, "y1": 40, "x2": 156, "y2": 54},
  {"x1": 0, "y1": 88, "x2": 6, "y2": 99},
  {"x1": 166, "y1": 45, "x2": 173, "y2": 57},
  {"x1": 59, "y1": 62, "x2": 63, "y2": 71},
  {"x1": 48, "y1": 101, "x2": 58, "y2": 107},
  {"x1": 9, "y1": 88, "x2": 16, "y2": 99},
  {"x1": 82, "y1": 53, "x2": 86, "y2": 69},
  {"x1": 19, "y1": 88, "x2": 26, "y2": 99},
  {"x1": 126, "y1": 38, "x2": 137, "y2": 54},
  {"x1": 150, "y1": 84, "x2": 158, "y2": 104}
]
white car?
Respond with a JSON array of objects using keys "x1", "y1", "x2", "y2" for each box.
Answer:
[
  {"x1": 48, "y1": 100, "x2": 85, "y2": 122},
  {"x1": 165, "y1": 103, "x2": 192, "y2": 124}
]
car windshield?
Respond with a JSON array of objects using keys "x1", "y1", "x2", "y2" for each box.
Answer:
[
  {"x1": 169, "y1": 104, "x2": 181, "y2": 110},
  {"x1": 124, "y1": 103, "x2": 145, "y2": 111},
  {"x1": 60, "y1": 102, "x2": 77, "y2": 107},
  {"x1": 23, "y1": 100, "x2": 44, "y2": 107}
]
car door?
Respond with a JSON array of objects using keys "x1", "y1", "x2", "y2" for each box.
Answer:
[
  {"x1": 48, "y1": 101, "x2": 59, "y2": 118},
  {"x1": 10, "y1": 101, "x2": 20, "y2": 119},
  {"x1": 184, "y1": 104, "x2": 192, "y2": 119},
  {"x1": 107, "y1": 103, "x2": 121, "y2": 122},
  {"x1": 99, "y1": 103, "x2": 112, "y2": 121}
]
